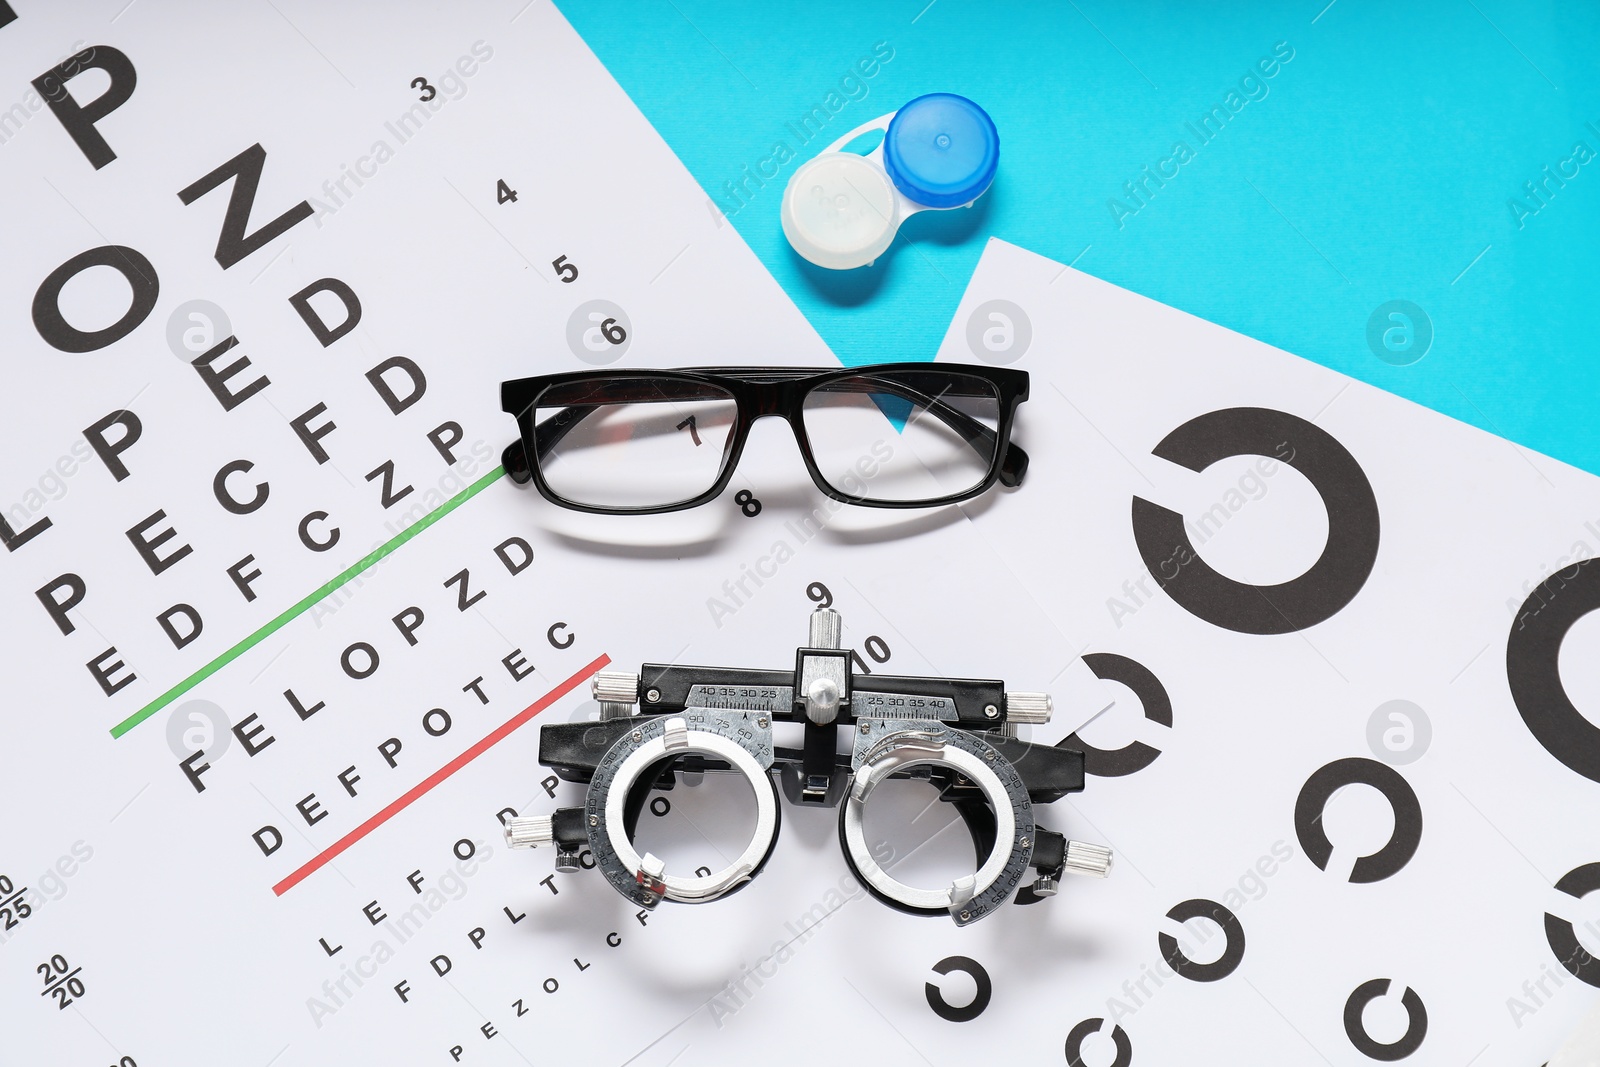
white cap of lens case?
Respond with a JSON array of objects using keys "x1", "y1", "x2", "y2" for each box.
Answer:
[{"x1": 781, "y1": 93, "x2": 999, "y2": 271}]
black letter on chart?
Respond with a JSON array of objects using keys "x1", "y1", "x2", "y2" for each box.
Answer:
[
  {"x1": 289, "y1": 278, "x2": 362, "y2": 346},
  {"x1": 33, "y1": 246, "x2": 159, "y2": 353},
  {"x1": 33, "y1": 46, "x2": 138, "y2": 170},
  {"x1": 177, "y1": 143, "x2": 313, "y2": 269}
]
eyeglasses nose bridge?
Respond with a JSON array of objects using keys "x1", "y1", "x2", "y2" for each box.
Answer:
[{"x1": 744, "y1": 379, "x2": 794, "y2": 421}]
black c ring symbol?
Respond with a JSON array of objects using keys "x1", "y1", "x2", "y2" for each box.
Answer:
[
  {"x1": 1159, "y1": 897, "x2": 1245, "y2": 982},
  {"x1": 1343, "y1": 978, "x2": 1427, "y2": 1060},
  {"x1": 1064, "y1": 653, "x2": 1172, "y2": 777},
  {"x1": 1131, "y1": 407, "x2": 1380, "y2": 634},
  {"x1": 1507, "y1": 558, "x2": 1600, "y2": 784},
  {"x1": 924, "y1": 956, "x2": 992, "y2": 1022},
  {"x1": 1545, "y1": 861, "x2": 1600, "y2": 987},
  {"x1": 1294, "y1": 757, "x2": 1422, "y2": 883},
  {"x1": 1064, "y1": 1017, "x2": 1132, "y2": 1067}
]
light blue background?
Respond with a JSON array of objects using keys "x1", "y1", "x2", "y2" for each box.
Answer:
[{"x1": 558, "y1": 1, "x2": 1600, "y2": 474}]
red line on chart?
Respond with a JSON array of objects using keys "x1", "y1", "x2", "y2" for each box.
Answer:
[{"x1": 273, "y1": 654, "x2": 610, "y2": 896}]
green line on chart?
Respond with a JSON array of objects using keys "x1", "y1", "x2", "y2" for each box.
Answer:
[{"x1": 109, "y1": 465, "x2": 509, "y2": 739}]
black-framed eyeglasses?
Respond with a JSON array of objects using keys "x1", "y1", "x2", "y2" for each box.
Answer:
[{"x1": 499, "y1": 364, "x2": 1030, "y2": 514}]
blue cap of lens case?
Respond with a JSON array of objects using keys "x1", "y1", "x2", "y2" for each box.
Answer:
[
  {"x1": 883, "y1": 93, "x2": 1000, "y2": 208},
  {"x1": 781, "y1": 93, "x2": 998, "y2": 271}
]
